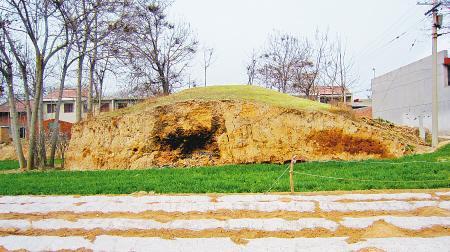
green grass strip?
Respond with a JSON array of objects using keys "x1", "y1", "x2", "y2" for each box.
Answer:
[{"x1": 0, "y1": 145, "x2": 448, "y2": 195}]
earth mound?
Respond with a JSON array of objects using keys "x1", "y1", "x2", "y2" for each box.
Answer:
[{"x1": 65, "y1": 85, "x2": 424, "y2": 170}]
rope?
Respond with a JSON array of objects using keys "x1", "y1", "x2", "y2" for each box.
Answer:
[
  {"x1": 265, "y1": 164, "x2": 290, "y2": 193},
  {"x1": 305, "y1": 160, "x2": 450, "y2": 165},
  {"x1": 293, "y1": 171, "x2": 450, "y2": 183},
  {"x1": 264, "y1": 158, "x2": 449, "y2": 193}
]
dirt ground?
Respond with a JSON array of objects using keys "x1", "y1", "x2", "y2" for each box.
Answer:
[{"x1": 0, "y1": 143, "x2": 17, "y2": 161}]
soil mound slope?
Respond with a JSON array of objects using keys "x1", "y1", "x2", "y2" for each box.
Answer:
[{"x1": 66, "y1": 85, "x2": 424, "y2": 170}]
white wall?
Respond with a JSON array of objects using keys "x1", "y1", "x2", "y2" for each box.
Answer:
[
  {"x1": 43, "y1": 99, "x2": 81, "y2": 124},
  {"x1": 372, "y1": 50, "x2": 450, "y2": 136}
]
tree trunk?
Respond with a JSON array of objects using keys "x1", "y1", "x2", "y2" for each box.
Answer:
[
  {"x1": 27, "y1": 55, "x2": 44, "y2": 170},
  {"x1": 87, "y1": 57, "x2": 96, "y2": 116},
  {"x1": 97, "y1": 78, "x2": 103, "y2": 114},
  {"x1": 75, "y1": 55, "x2": 85, "y2": 122},
  {"x1": 204, "y1": 67, "x2": 207, "y2": 87},
  {"x1": 88, "y1": 10, "x2": 98, "y2": 117},
  {"x1": 97, "y1": 93, "x2": 102, "y2": 114},
  {"x1": 162, "y1": 80, "x2": 169, "y2": 95},
  {"x1": 37, "y1": 92, "x2": 46, "y2": 168},
  {"x1": 88, "y1": 59, "x2": 95, "y2": 117},
  {"x1": 339, "y1": 53, "x2": 346, "y2": 104},
  {"x1": 49, "y1": 64, "x2": 68, "y2": 168},
  {"x1": 5, "y1": 69, "x2": 26, "y2": 169},
  {"x1": 19, "y1": 66, "x2": 32, "y2": 133},
  {"x1": 160, "y1": 69, "x2": 170, "y2": 95}
]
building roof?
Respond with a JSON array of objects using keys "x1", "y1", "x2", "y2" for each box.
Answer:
[
  {"x1": 315, "y1": 86, "x2": 351, "y2": 96},
  {"x1": 100, "y1": 96, "x2": 145, "y2": 101},
  {"x1": 45, "y1": 88, "x2": 88, "y2": 100},
  {"x1": 0, "y1": 100, "x2": 29, "y2": 113}
]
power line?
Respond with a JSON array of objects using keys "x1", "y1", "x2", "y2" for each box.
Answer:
[
  {"x1": 364, "y1": 16, "x2": 429, "y2": 58},
  {"x1": 355, "y1": 14, "x2": 429, "y2": 60},
  {"x1": 355, "y1": 5, "x2": 418, "y2": 59}
]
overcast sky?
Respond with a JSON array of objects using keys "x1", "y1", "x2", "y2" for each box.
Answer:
[{"x1": 167, "y1": 0, "x2": 449, "y2": 98}]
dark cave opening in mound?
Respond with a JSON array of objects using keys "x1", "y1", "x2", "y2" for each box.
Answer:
[{"x1": 161, "y1": 127, "x2": 216, "y2": 155}]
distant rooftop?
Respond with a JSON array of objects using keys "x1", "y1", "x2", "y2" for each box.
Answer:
[
  {"x1": 0, "y1": 99, "x2": 29, "y2": 113},
  {"x1": 44, "y1": 88, "x2": 88, "y2": 100},
  {"x1": 315, "y1": 86, "x2": 351, "y2": 96}
]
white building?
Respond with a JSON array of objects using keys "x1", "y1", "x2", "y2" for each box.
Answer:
[
  {"x1": 0, "y1": 88, "x2": 143, "y2": 142},
  {"x1": 43, "y1": 88, "x2": 143, "y2": 123},
  {"x1": 372, "y1": 50, "x2": 450, "y2": 136}
]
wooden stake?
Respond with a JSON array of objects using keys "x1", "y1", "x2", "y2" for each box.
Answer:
[{"x1": 290, "y1": 155, "x2": 297, "y2": 194}]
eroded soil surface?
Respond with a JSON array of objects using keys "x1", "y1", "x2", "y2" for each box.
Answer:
[{"x1": 66, "y1": 100, "x2": 426, "y2": 170}]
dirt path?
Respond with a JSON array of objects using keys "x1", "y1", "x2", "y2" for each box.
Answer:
[{"x1": 0, "y1": 189, "x2": 449, "y2": 251}]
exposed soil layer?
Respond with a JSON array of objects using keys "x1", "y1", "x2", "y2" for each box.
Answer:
[
  {"x1": 307, "y1": 129, "x2": 391, "y2": 158},
  {"x1": 0, "y1": 206, "x2": 448, "y2": 223},
  {"x1": 0, "y1": 225, "x2": 448, "y2": 245},
  {"x1": 66, "y1": 99, "x2": 425, "y2": 170}
]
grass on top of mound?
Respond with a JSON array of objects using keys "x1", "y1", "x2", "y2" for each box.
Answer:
[
  {"x1": 0, "y1": 144, "x2": 448, "y2": 195},
  {"x1": 163, "y1": 85, "x2": 330, "y2": 110},
  {"x1": 103, "y1": 85, "x2": 330, "y2": 118}
]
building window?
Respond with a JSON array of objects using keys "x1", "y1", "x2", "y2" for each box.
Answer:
[
  {"x1": 83, "y1": 102, "x2": 88, "y2": 113},
  {"x1": 0, "y1": 112, "x2": 8, "y2": 124},
  {"x1": 19, "y1": 127, "x2": 26, "y2": 139},
  {"x1": 447, "y1": 66, "x2": 450, "y2": 86},
  {"x1": 47, "y1": 104, "x2": 56, "y2": 113},
  {"x1": 64, "y1": 103, "x2": 74, "y2": 113},
  {"x1": 117, "y1": 103, "x2": 127, "y2": 109}
]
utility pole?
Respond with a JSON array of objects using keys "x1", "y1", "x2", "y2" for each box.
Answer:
[
  {"x1": 372, "y1": 68, "x2": 376, "y2": 79},
  {"x1": 419, "y1": 0, "x2": 442, "y2": 147},
  {"x1": 431, "y1": 3, "x2": 439, "y2": 148}
]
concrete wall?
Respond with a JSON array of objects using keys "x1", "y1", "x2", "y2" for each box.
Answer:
[{"x1": 372, "y1": 50, "x2": 450, "y2": 135}]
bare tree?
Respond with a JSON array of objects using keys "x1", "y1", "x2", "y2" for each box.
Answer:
[
  {"x1": 0, "y1": 26, "x2": 26, "y2": 168},
  {"x1": 246, "y1": 51, "x2": 257, "y2": 85},
  {"x1": 48, "y1": 1, "x2": 125, "y2": 166},
  {"x1": 86, "y1": 1, "x2": 124, "y2": 116},
  {"x1": 56, "y1": 132, "x2": 70, "y2": 169},
  {"x1": 94, "y1": 46, "x2": 120, "y2": 114},
  {"x1": 69, "y1": 0, "x2": 126, "y2": 121},
  {"x1": 0, "y1": 78, "x2": 3, "y2": 97},
  {"x1": 256, "y1": 32, "x2": 308, "y2": 93},
  {"x1": 3, "y1": 0, "x2": 69, "y2": 169},
  {"x1": 86, "y1": 6, "x2": 98, "y2": 118},
  {"x1": 73, "y1": 0, "x2": 94, "y2": 122},
  {"x1": 292, "y1": 29, "x2": 330, "y2": 99},
  {"x1": 202, "y1": 47, "x2": 214, "y2": 87},
  {"x1": 249, "y1": 30, "x2": 356, "y2": 103},
  {"x1": 327, "y1": 37, "x2": 357, "y2": 104},
  {"x1": 119, "y1": 0, "x2": 198, "y2": 95},
  {"x1": 48, "y1": 1, "x2": 83, "y2": 168},
  {"x1": 1, "y1": 27, "x2": 33, "y2": 131}
]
